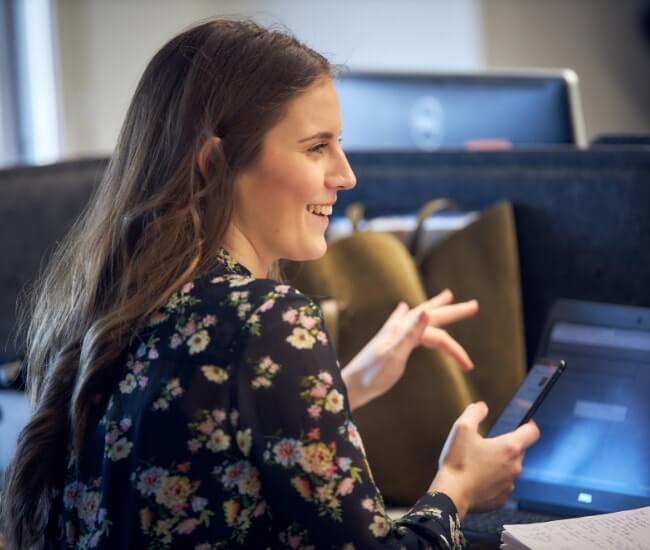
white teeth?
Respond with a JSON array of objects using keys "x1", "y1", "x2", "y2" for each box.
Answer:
[{"x1": 307, "y1": 204, "x2": 333, "y2": 216}]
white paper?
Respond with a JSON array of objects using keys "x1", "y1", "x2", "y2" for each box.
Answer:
[{"x1": 500, "y1": 506, "x2": 650, "y2": 550}]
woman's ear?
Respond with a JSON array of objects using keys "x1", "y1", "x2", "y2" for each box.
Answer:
[{"x1": 196, "y1": 136, "x2": 223, "y2": 178}]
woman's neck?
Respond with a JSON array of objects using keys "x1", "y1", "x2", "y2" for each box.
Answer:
[{"x1": 222, "y1": 223, "x2": 271, "y2": 278}]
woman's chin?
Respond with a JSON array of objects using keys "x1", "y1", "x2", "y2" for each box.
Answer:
[{"x1": 288, "y1": 239, "x2": 328, "y2": 263}]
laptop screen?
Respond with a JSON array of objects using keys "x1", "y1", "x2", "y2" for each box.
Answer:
[{"x1": 513, "y1": 306, "x2": 650, "y2": 515}]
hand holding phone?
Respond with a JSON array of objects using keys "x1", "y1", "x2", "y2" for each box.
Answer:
[{"x1": 487, "y1": 357, "x2": 566, "y2": 437}]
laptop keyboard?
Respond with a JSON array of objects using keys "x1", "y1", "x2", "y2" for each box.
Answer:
[{"x1": 462, "y1": 508, "x2": 559, "y2": 541}]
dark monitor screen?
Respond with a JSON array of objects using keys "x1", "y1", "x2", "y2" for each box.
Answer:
[
  {"x1": 514, "y1": 303, "x2": 650, "y2": 515},
  {"x1": 336, "y1": 71, "x2": 587, "y2": 151}
]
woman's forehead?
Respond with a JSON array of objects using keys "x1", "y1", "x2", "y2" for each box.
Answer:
[{"x1": 271, "y1": 79, "x2": 342, "y2": 141}]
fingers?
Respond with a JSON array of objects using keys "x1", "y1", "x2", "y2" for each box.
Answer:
[
  {"x1": 456, "y1": 401, "x2": 489, "y2": 430},
  {"x1": 386, "y1": 301, "x2": 410, "y2": 323},
  {"x1": 426, "y1": 300, "x2": 479, "y2": 327},
  {"x1": 427, "y1": 288, "x2": 455, "y2": 308},
  {"x1": 420, "y1": 327, "x2": 474, "y2": 370}
]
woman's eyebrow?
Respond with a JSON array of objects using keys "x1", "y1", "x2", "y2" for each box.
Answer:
[{"x1": 298, "y1": 131, "x2": 335, "y2": 143}]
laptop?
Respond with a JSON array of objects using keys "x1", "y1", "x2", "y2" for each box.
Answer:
[{"x1": 462, "y1": 298, "x2": 650, "y2": 543}]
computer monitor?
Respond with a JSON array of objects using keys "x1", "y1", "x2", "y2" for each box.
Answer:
[{"x1": 336, "y1": 70, "x2": 587, "y2": 150}]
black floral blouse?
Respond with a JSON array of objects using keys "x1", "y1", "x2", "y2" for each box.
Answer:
[{"x1": 51, "y1": 250, "x2": 465, "y2": 549}]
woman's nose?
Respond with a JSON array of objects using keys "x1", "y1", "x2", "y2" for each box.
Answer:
[{"x1": 327, "y1": 150, "x2": 357, "y2": 190}]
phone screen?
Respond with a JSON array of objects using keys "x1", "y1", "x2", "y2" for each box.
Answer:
[{"x1": 488, "y1": 358, "x2": 566, "y2": 437}]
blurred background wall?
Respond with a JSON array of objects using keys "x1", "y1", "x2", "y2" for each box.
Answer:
[{"x1": 2, "y1": 0, "x2": 649, "y2": 165}]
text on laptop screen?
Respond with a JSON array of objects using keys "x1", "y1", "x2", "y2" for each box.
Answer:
[{"x1": 514, "y1": 321, "x2": 650, "y2": 513}]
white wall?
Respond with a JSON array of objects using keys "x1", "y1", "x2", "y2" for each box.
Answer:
[
  {"x1": 481, "y1": 0, "x2": 650, "y2": 140},
  {"x1": 56, "y1": 0, "x2": 650, "y2": 158},
  {"x1": 56, "y1": 0, "x2": 483, "y2": 159}
]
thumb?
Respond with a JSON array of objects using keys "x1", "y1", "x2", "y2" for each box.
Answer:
[
  {"x1": 509, "y1": 419, "x2": 541, "y2": 450},
  {"x1": 456, "y1": 401, "x2": 489, "y2": 431}
]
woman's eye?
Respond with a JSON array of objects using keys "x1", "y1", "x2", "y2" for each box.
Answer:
[{"x1": 308, "y1": 143, "x2": 327, "y2": 154}]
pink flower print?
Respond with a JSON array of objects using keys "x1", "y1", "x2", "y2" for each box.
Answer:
[
  {"x1": 187, "y1": 438, "x2": 202, "y2": 453},
  {"x1": 212, "y1": 409, "x2": 226, "y2": 424},
  {"x1": 282, "y1": 308, "x2": 298, "y2": 324},
  {"x1": 288, "y1": 535, "x2": 302, "y2": 548},
  {"x1": 311, "y1": 383, "x2": 327, "y2": 399},
  {"x1": 175, "y1": 518, "x2": 198, "y2": 534},
  {"x1": 119, "y1": 417, "x2": 132, "y2": 431},
  {"x1": 307, "y1": 427, "x2": 320, "y2": 441},
  {"x1": 222, "y1": 461, "x2": 247, "y2": 489},
  {"x1": 258, "y1": 299, "x2": 275, "y2": 313},
  {"x1": 336, "y1": 477, "x2": 354, "y2": 496},
  {"x1": 147, "y1": 348, "x2": 159, "y2": 360},
  {"x1": 181, "y1": 282, "x2": 194, "y2": 295},
  {"x1": 307, "y1": 405, "x2": 322, "y2": 419},
  {"x1": 273, "y1": 439, "x2": 303, "y2": 467},
  {"x1": 317, "y1": 331, "x2": 328, "y2": 345},
  {"x1": 202, "y1": 314, "x2": 217, "y2": 327},
  {"x1": 177, "y1": 462, "x2": 191, "y2": 473},
  {"x1": 63, "y1": 481, "x2": 83, "y2": 509},
  {"x1": 318, "y1": 372, "x2": 333, "y2": 385},
  {"x1": 347, "y1": 422, "x2": 362, "y2": 448},
  {"x1": 197, "y1": 419, "x2": 215, "y2": 435},
  {"x1": 105, "y1": 431, "x2": 117, "y2": 445},
  {"x1": 230, "y1": 410, "x2": 239, "y2": 427},
  {"x1": 253, "y1": 500, "x2": 267, "y2": 518},
  {"x1": 181, "y1": 320, "x2": 197, "y2": 337},
  {"x1": 137, "y1": 467, "x2": 166, "y2": 496},
  {"x1": 322, "y1": 464, "x2": 337, "y2": 479},
  {"x1": 362, "y1": 498, "x2": 375, "y2": 512},
  {"x1": 170, "y1": 333, "x2": 182, "y2": 349},
  {"x1": 299, "y1": 315, "x2": 317, "y2": 330},
  {"x1": 138, "y1": 376, "x2": 148, "y2": 388}
]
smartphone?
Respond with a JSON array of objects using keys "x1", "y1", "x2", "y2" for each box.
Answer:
[{"x1": 487, "y1": 357, "x2": 566, "y2": 437}]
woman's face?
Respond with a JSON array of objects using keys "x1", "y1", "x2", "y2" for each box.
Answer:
[{"x1": 229, "y1": 77, "x2": 356, "y2": 274}]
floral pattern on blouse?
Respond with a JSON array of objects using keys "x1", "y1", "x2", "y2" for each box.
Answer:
[{"x1": 50, "y1": 249, "x2": 466, "y2": 549}]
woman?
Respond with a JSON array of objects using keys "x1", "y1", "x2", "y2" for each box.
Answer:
[{"x1": 1, "y1": 19, "x2": 539, "y2": 549}]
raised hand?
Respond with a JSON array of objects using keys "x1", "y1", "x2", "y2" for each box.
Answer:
[{"x1": 342, "y1": 289, "x2": 478, "y2": 411}]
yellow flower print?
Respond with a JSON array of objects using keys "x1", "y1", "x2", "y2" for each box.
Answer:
[
  {"x1": 236, "y1": 429, "x2": 252, "y2": 456},
  {"x1": 223, "y1": 499, "x2": 240, "y2": 526},
  {"x1": 201, "y1": 365, "x2": 229, "y2": 384},
  {"x1": 206, "y1": 429, "x2": 231, "y2": 453},
  {"x1": 324, "y1": 389, "x2": 344, "y2": 414},
  {"x1": 300, "y1": 442, "x2": 334, "y2": 476},
  {"x1": 369, "y1": 514, "x2": 391, "y2": 538},
  {"x1": 155, "y1": 476, "x2": 192, "y2": 512},
  {"x1": 239, "y1": 468, "x2": 261, "y2": 497},
  {"x1": 315, "y1": 482, "x2": 340, "y2": 509},
  {"x1": 290, "y1": 476, "x2": 312, "y2": 500},
  {"x1": 154, "y1": 518, "x2": 174, "y2": 545},
  {"x1": 286, "y1": 327, "x2": 316, "y2": 349},
  {"x1": 187, "y1": 330, "x2": 210, "y2": 354}
]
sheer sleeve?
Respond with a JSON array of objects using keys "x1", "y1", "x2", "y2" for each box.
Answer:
[{"x1": 233, "y1": 282, "x2": 466, "y2": 549}]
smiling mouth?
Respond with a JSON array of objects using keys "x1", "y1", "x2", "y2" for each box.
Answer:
[{"x1": 306, "y1": 204, "x2": 333, "y2": 216}]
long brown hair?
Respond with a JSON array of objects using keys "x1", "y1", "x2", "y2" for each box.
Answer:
[{"x1": 1, "y1": 18, "x2": 331, "y2": 548}]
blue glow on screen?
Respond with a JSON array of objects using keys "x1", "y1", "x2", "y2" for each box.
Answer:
[{"x1": 518, "y1": 340, "x2": 650, "y2": 503}]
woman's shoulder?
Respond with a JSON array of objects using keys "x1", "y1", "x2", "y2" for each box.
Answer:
[{"x1": 146, "y1": 271, "x2": 317, "y2": 331}]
